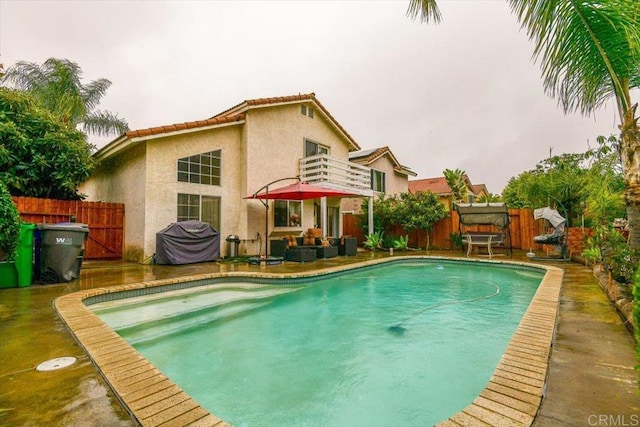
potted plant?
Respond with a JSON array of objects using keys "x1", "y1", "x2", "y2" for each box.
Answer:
[
  {"x1": 289, "y1": 212, "x2": 300, "y2": 227},
  {"x1": 0, "y1": 181, "x2": 21, "y2": 287}
]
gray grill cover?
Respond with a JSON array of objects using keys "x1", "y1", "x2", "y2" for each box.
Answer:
[{"x1": 155, "y1": 220, "x2": 220, "y2": 265}]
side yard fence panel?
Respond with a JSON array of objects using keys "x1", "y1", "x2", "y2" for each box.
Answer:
[{"x1": 12, "y1": 197, "x2": 125, "y2": 260}]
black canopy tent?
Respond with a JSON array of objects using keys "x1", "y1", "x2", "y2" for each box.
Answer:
[
  {"x1": 454, "y1": 203, "x2": 512, "y2": 255},
  {"x1": 155, "y1": 220, "x2": 220, "y2": 265}
]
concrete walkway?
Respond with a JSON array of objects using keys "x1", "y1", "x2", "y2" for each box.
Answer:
[
  {"x1": 535, "y1": 262, "x2": 639, "y2": 426},
  {"x1": 0, "y1": 252, "x2": 637, "y2": 425}
]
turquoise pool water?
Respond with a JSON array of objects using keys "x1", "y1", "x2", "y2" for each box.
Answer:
[{"x1": 91, "y1": 259, "x2": 544, "y2": 426}]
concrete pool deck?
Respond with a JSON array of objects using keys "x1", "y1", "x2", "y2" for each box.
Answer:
[{"x1": 0, "y1": 250, "x2": 637, "y2": 426}]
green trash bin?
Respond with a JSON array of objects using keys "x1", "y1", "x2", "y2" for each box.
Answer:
[
  {"x1": 15, "y1": 223, "x2": 35, "y2": 287},
  {"x1": 0, "y1": 261, "x2": 18, "y2": 288}
]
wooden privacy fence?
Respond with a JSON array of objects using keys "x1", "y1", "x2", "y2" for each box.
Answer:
[
  {"x1": 343, "y1": 208, "x2": 590, "y2": 255},
  {"x1": 12, "y1": 197, "x2": 125, "y2": 260}
]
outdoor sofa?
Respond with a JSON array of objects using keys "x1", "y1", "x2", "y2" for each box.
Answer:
[{"x1": 270, "y1": 229, "x2": 357, "y2": 262}]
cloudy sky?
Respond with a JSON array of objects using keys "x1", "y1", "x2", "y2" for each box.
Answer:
[{"x1": 1, "y1": 0, "x2": 633, "y2": 193}]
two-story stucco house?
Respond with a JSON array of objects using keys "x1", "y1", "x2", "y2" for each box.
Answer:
[{"x1": 80, "y1": 93, "x2": 374, "y2": 262}]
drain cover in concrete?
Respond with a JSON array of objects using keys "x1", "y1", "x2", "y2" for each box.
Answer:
[{"x1": 36, "y1": 356, "x2": 77, "y2": 371}]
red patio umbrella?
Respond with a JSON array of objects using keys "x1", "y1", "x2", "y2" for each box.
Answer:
[
  {"x1": 246, "y1": 179, "x2": 360, "y2": 256},
  {"x1": 250, "y1": 181, "x2": 360, "y2": 200}
]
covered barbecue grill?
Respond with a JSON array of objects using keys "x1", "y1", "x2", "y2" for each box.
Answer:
[{"x1": 155, "y1": 220, "x2": 220, "y2": 265}]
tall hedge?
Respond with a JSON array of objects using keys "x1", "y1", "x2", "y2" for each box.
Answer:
[
  {"x1": 0, "y1": 180, "x2": 20, "y2": 261},
  {"x1": 0, "y1": 88, "x2": 94, "y2": 200}
]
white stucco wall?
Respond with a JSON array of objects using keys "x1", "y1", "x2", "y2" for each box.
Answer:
[
  {"x1": 143, "y1": 125, "x2": 244, "y2": 258},
  {"x1": 369, "y1": 156, "x2": 409, "y2": 196},
  {"x1": 244, "y1": 103, "x2": 350, "y2": 244}
]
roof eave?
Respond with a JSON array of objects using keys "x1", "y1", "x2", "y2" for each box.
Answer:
[{"x1": 94, "y1": 119, "x2": 245, "y2": 162}]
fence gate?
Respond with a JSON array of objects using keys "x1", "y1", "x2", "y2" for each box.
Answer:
[{"x1": 13, "y1": 197, "x2": 125, "y2": 260}]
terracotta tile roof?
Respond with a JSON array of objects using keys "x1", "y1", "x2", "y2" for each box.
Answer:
[
  {"x1": 408, "y1": 177, "x2": 452, "y2": 195},
  {"x1": 97, "y1": 92, "x2": 360, "y2": 161},
  {"x1": 125, "y1": 113, "x2": 245, "y2": 139},
  {"x1": 213, "y1": 92, "x2": 360, "y2": 150}
]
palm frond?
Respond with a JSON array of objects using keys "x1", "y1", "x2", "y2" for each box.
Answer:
[
  {"x1": 406, "y1": 0, "x2": 442, "y2": 24},
  {"x1": 508, "y1": 0, "x2": 640, "y2": 116},
  {"x1": 82, "y1": 78, "x2": 112, "y2": 111},
  {"x1": 0, "y1": 61, "x2": 47, "y2": 90},
  {"x1": 81, "y1": 110, "x2": 129, "y2": 137}
]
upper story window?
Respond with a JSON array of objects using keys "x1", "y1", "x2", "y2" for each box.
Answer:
[
  {"x1": 177, "y1": 150, "x2": 221, "y2": 186},
  {"x1": 371, "y1": 169, "x2": 386, "y2": 193},
  {"x1": 305, "y1": 139, "x2": 329, "y2": 157},
  {"x1": 301, "y1": 105, "x2": 314, "y2": 118}
]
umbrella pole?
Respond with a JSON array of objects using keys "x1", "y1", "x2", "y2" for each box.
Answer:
[
  {"x1": 250, "y1": 176, "x2": 300, "y2": 258},
  {"x1": 265, "y1": 192, "x2": 269, "y2": 257}
]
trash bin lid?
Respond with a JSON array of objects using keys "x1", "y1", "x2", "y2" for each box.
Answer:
[{"x1": 38, "y1": 223, "x2": 89, "y2": 232}]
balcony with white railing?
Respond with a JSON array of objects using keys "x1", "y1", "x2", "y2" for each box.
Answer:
[{"x1": 299, "y1": 154, "x2": 373, "y2": 197}]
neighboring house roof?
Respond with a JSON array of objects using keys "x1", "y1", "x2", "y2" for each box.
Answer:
[
  {"x1": 349, "y1": 146, "x2": 417, "y2": 177},
  {"x1": 408, "y1": 177, "x2": 452, "y2": 195},
  {"x1": 472, "y1": 183, "x2": 489, "y2": 196},
  {"x1": 94, "y1": 92, "x2": 360, "y2": 161}
]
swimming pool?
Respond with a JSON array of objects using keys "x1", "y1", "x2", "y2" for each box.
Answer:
[{"x1": 88, "y1": 259, "x2": 546, "y2": 426}]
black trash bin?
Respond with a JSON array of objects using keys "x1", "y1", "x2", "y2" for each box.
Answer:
[
  {"x1": 226, "y1": 235, "x2": 240, "y2": 258},
  {"x1": 36, "y1": 223, "x2": 89, "y2": 283}
]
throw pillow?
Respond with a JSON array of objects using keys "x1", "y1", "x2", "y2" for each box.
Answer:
[{"x1": 303, "y1": 233, "x2": 315, "y2": 245}]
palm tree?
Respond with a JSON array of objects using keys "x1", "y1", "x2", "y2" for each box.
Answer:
[
  {"x1": 408, "y1": 0, "x2": 640, "y2": 247},
  {"x1": 477, "y1": 193, "x2": 502, "y2": 203},
  {"x1": 443, "y1": 168, "x2": 468, "y2": 203},
  {"x1": 1, "y1": 58, "x2": 129, "y2": 137}
]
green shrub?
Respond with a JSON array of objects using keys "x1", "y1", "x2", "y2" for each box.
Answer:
[
  {"x1": 608, "y1": 244, "x2": 639, "y2": 284},
  {"x1": 450, "y1": 232, "x2": 463, "y2": 250},
  {"x1": 582, "y1": 246, "x2": 602, "y2": 266},
  {"x1": 393, "y1": 235, "x2": 409, "y2": 251},
  {"x1": 364, "y1": 230, "x2": 384, "y2": 252},
  {"x1": 586, "y1": 225, "x2": 639, "y2": 284},
  {"x1": 0, "y1": 181, "x2": 20, "y2": 261}
]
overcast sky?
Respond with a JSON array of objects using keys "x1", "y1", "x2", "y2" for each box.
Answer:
[{"x1": 2, "y1": 0, "x2": 634, "y2": 193}]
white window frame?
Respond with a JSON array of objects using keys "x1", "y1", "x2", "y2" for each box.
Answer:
[
  {"x1": 371, "y1": 169, "x2": 386, "y2": 193},
  {"x1": 177, "y1": 193, "x2": 221, "y2": 230},
  {"x1": 177, "y1": 150, "x2": 221, "y2": 186}
]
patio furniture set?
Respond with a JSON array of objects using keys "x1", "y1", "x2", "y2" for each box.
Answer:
[{"x1": 270, "y1": 230, "x2": 357, "y2": 262}]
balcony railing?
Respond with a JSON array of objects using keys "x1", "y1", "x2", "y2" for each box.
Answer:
[{"x1": 299, "y1": 154, "x2": 373, "y2": 197}]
